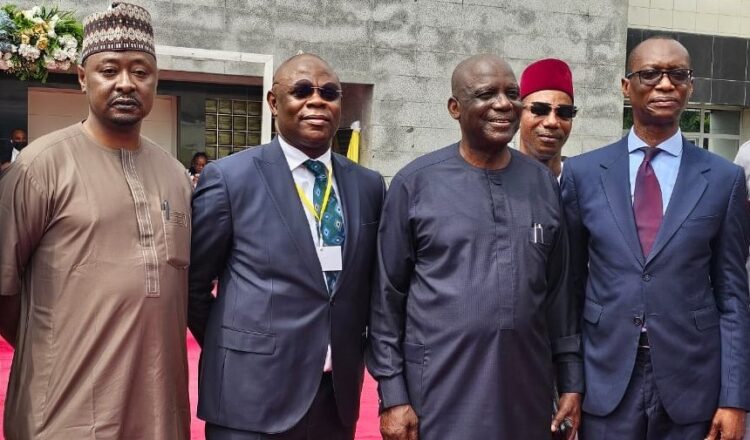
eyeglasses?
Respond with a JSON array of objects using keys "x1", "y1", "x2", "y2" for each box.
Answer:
[
  {"x1": 525, "y1": 102, "x2": 578, "y2": 120},
  {"x1": 625, "y1": 69, "x2": 693, "y2": 86},
  {"x1": 287, "y1": 82, "x2": 342, "y2": 101}
]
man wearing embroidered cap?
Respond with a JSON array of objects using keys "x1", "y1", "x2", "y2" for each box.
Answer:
[
  {"x1": 0, "y1": 3, "x2": 192, "y2": 439},
  {"x1": 519, "y1": 58, "x2": 577, "y2": 180}
]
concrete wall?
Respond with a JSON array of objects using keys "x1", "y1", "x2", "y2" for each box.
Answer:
[{"x1": 15, "y1": 0, "x2": 628, "y2": 177}]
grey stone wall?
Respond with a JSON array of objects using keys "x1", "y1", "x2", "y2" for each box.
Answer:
[{"x1": 20, "y1": 0, "x2": 629, "y2": 177}]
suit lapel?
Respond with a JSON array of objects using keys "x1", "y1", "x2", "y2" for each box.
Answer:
[
  {"x1": 256, "y1": 140, "x2": 328, "y2": 295},
  {"x1": 646, "y1": 140, "x2": 709, "y2": 265},
  {"x1": 330, "y1": 154, "x2": 359, "y2": 297},
  {"x1": 600, "y1": 139, "x2": 645, "y2": 267}
]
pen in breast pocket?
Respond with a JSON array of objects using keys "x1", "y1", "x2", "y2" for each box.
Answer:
[
  {"x1": 161, "y1": 200, "x2": 170, "y2": 221},
  {"x1": 532, "y1": 223, "x2": 544, "y2": 243}
]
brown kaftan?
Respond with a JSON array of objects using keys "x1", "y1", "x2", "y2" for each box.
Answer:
[{"x1": 0, "y1": 123, "x2": 192, "y2": 439}]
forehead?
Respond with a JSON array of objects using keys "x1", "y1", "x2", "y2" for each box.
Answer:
[
  {"x1": 276, "y1": 57, "x2": 340, "y2": 86},
  {"x1": 459, "y1": 60, "x2": 517, "y2": 91},
  {"x1": 630, "y1": 39, "x2": 690, "y2": 70},
  {"x1": 10, "y1": 130, "x2": 25, "y2": 139},
  {"x1": 523, "y1": 90, "x2": 572, "y2": 105},
  {"x1": 85, "y1": 51, "x2": 157, "y2": 67}
]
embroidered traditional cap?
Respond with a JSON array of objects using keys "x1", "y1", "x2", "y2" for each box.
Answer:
[
  {"x1": 80, "y1": 2, "x2": 155, "y2": 64},
  {"x1": 520, "y1": 58, "x2": 574, "y2": 102}
]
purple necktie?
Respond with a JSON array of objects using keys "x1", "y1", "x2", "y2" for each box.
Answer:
[{"x1": 633, "y1": 147, "x2": 663, "y2": 257}]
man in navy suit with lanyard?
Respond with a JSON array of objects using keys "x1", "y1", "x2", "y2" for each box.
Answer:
[{"x1": 189, "y1": 53, "x2": 386, "y2": 440}]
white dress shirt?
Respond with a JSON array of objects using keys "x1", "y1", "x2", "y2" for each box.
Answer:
[
  {"x1": 11, "y1": 148, "x2": 19, "y2": 163},
  {"x1": 278, "y1": 135, "x2": 341, "y2": 372}
]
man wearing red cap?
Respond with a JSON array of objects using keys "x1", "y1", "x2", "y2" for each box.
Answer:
[{"x1": 519, "y1": 58, "x2": 577, "y2": 180}]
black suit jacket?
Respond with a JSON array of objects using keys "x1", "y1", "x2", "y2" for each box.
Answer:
[{"x1": 188, "y1": 138, "x2": 385, "y2": 432}]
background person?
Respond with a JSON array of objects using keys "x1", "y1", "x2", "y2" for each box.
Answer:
[
  {"x1": 8, "y1": 128, "x2": 27, "y2": 163},
  {"x1": 188, "y1": 151, "x2": 208, "y2": 188},
  {"x1": 518, "y1": 58, "x2": 576, "y2": 181}
]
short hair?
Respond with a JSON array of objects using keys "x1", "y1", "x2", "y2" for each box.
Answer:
[
  {"x1": 627, "y1": 35, "x2": 691, "y2": 73},
  {"x1": 192, "y1": 152, "x2": 208, "y2": 162},
  {"x1": 272, "y1": 53, "x2": 337, "y2": 85}
]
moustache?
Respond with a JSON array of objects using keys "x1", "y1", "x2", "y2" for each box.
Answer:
[{"x1": 108, "y1": 95, "x2": 141, "y2": 107}]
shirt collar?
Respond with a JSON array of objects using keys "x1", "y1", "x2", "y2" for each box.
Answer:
[
  {"x1": 277, "y1": 134, "x2": 332, "y2": 172},
  {"x1": 627, "y1": 127, "x2": 683, "y2": 157}
]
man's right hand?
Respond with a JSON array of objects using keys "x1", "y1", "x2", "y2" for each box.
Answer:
[{"x1": 380, "y1": 404, "x2": 419, "y2": 440}]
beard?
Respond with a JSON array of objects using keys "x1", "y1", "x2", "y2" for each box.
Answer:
[
  {"x1": 105, "y1": 94, "x2": 147, "y2": 127},
  {"x1": 108, "y1": 113, "x2": 144, "y2": 127}
]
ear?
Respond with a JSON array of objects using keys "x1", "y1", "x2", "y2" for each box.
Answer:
[
  {"x1": 621, "y1": 77, "x2": 630, "y2": 100},
  {"x1": 447, "y1": 96, "x2": 461, "y2": 121},
  {"x1": 77, "y1": 63, "x2": 87, "y2": 93},
  {"x1": 266, "y1": 89, "x2": 278, "y2": 117}
]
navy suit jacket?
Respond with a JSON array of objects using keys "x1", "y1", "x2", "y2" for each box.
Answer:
[
  {"x1": 561, "y1": 136, "x2": 750, "y2": 423},
  {"x1": 188, "y1": 138, "x2": 385, "y2": 433}
]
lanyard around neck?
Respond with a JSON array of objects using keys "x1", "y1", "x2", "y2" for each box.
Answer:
[{"x1": 295, "y1": 165, "x2": 333, "y2": 224}]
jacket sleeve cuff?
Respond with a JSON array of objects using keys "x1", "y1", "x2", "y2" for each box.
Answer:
[
  {"x1": 556, "y1": 359, "x2": 584, "y2": 394},
  {"x1": 377, "y1": 375, "x2": 411, "y2": 412},
  {"x1": 551, "y1": 334, "x2": 581, "y2": 356},
  {"x1": 719, "y1": 387, "x2": 750, "y2": 411}
]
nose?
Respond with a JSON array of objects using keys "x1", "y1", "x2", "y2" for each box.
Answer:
[
  {"x1": 491, "y1": 93, "x2": 514, "y2": 110},
  {"x1": 303, "y1": 88, "x2": 329, "y2": 107},
  {"x1": 115, "y1": 71, "x2": 136, "y2": 93},
  {"x1": 654, "y1": 72, "x2": 675, "y2": 90},
  {"x1": 542, "y1": 110, "x2": 561, "y2": 127}
]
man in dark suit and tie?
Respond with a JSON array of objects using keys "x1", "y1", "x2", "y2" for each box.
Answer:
[
  {"x1": 188, "y1": 53, "x2": 386, "y2": 440},
  {"x1": 562, "y1": 36, "x2": 750, "y2": 440}
]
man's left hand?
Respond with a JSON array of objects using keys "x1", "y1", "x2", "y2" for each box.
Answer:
[
  {"x1": 705, "y1": 407, "x2": 745, "y2": 440},
  {"x1": 552, "y1": 392, "x2": 582, "y2": 440}
]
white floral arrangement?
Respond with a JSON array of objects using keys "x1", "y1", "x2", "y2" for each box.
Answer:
[{"x1": 0, "y1": 4, "x2": 83, "y2": 81}]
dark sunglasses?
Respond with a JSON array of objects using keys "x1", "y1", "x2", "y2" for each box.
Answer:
[
  {"x1": 526, "y1": 102, "x2": 578, "y2": 120},
  {"x1": 625, "y1": 68, "x2": 693, "y2": 86},
  {"x1": 289, "y1": 83, "x2": 342, "y2": 101}
]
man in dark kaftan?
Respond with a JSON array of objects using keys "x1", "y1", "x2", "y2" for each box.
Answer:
[{"x1": 367, "y1": 54, "x2": 583, "y2": 440}]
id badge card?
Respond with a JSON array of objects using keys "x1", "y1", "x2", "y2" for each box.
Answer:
[{"x1": 317, "y1": 246, "x2": 343, "y2": 271}]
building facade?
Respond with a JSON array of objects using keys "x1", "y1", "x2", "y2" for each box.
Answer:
[
  {"x1": 0, "y1": 0, "x2": 628, "y2": 177},
  {"x1": 627, "y1": 0, "x2": 750, "y2": 161}
]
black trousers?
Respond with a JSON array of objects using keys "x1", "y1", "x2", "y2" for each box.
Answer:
[
  {"x1": 205, "y1": 373, "x2": 355, "y2": 440},
  {"x1": 580, "y1": 347, "x2": 710, "y2": 440}
]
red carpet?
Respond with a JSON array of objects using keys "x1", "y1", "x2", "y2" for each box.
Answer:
[{"x1": 0, "y1": 335, "x2": 381, "y2": 439}]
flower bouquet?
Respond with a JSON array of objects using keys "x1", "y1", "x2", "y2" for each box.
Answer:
[{"x1": 0, "y1": 4, "x2": 83, "y2": 82}]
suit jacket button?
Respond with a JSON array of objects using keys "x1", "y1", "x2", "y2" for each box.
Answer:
[
  {"x1": 641, "y1": 273, "x2": 652, "y2": 282},
  {"x1": 329, "y1": 298, "x2": 335, "y2": 306},
  {"x1": 633, "y1": 316, "x2": 643, "y2": 326}
]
